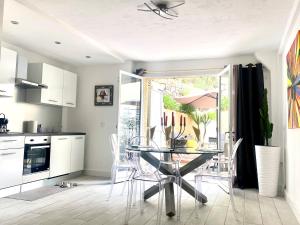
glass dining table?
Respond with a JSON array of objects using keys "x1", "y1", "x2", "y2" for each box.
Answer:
[{"x1": 126, "y1": 145, "x2": 223, "y2": 217}]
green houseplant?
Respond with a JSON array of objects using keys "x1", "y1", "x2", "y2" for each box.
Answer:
[
  {"x1": 191, "y1": 111, "x2": 201, "y2": 142},
  {"x1": 255, "y1": 88, "x2": 280, "y2": 197},
  {"x1": 191, "y1": 111, "x2": 216, "y2": 145},
  {"x1": 259, "y1": 89, "x2": 273, "y2": 146}
]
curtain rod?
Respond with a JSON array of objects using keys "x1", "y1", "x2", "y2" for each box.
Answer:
[
  {"x1": 143, "y1": 67, "x2": 224, "y2": 74},
  {"x1": 140, "y1": 64, "x2": 265, "y2": 75}
]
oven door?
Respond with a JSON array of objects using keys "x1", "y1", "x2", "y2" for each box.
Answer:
[{"x1": 23, "y1": 144, "x2": 50, "y2": 175}]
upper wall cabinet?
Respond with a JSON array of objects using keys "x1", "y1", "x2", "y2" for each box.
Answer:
[
  {"x1": 41, "y1": 63, "x2": 64, "y2": 105},
  {"x1": 27, "y1": 63, "x2": 63, "y2": 106},
  {"x1": 63, "y1": 70, "x2": 77, "y2": 107},
  {"x1": 27, "y1": 63, "x2": 77, "y2": 107},
  {"x1": 0, "y1": 47, "x2": 17, "y2": 97}
]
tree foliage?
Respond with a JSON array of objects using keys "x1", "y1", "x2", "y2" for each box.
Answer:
[
  {"x1": 163, "y1": 94, "x2": 179, "y2": 111},
  {"x1": 221, "y1": 96, "x2": 229, "y2": 111},
  {"x1": 192, "y1": 76, "x2": 219, "y2": 90},
  {"x1": 179, "y1": 104, "x2": 195, "y2": 115}
]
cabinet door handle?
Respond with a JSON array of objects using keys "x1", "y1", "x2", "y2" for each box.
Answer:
[
  {"x1": 0, "y1": 152, "x2": 16, "y2": 156},
  {"x1": 75, "y1": 137, "x2": 83, "y2": 139},
  {"x1": 66, "y1": 102, "x2": 74, "y2": 105},
  {"x1": 48, "y1": 99, "x2": 58, "y2": 103},
  {"x1": 58, "y1": 138, "x2": 68, "y2": 140},
  {"x1": 30, "y1": 145, "x2": 50, "y2": 150},
  {"x1": 0, "y1": 90, "x2": 7, "y2": 93},
  {"x1": 0, "y1": 140, "x2": 17, "y2": 143}
]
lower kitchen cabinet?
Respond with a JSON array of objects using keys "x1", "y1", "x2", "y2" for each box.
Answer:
[
  {"x1": 0, "y1": 136, "x2": 25, "y2": 189},
  {"x1": 50, "y1": 135, "x2": 85, "y2": 177},
  {"x1": 50, "y1": 136, "x2": 72, "y2": 177},
  {"x1": 70, "y1": 135, "x2": 85, "y2": 173}
]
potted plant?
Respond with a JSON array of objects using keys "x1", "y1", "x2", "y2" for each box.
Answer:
[
  {"x1": 199, "y1": 112, "x2": 215, "y2": 143},
  {"x1": 255, "y1": 89, "x2": 281, "y2": 197},
  {"x1": 191, "y1": 111, "x2": 201, "y2": 143}
]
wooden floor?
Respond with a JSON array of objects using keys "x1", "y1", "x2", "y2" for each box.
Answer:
[{"x1": 0, "y1": 176, "x2": 298, "y2": 225}]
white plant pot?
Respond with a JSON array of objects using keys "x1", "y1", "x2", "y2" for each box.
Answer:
[{"x1": 255, "y1": 145, "x2": 281, "y2": 197}]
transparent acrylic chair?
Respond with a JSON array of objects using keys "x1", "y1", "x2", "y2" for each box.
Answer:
[
  {"x1": 107, "y1": 133, "x2": 133, "y2": 201},
  {"x1": 194, "y1": 138, "x2": 243, "y2": 212},
  {"x1": 125, "y1": 136, "x2": 182, "y2": 225}
]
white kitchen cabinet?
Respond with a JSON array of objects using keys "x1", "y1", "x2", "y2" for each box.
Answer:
[
  {"x1": 70, "y1": 135, "x2": 85, "y2": 172},
  {"x1": 27, "y1": 63, "x2": 64, "y2": 106},
  {"x1": 0, "y1": 47, "x2": 17, "y2": 97},
  {"x1": 50, "y1": 136, "x2": 71, "y2": 177},
  {"x1": 0, "y1": 136, "x2": 24, "y2": 189},
  {"x1": 50, "y1": 135, "x2": 85, "y2": 177},
  {"x1": 63, "y1": 70, "x2": 77, "y2": 107}
]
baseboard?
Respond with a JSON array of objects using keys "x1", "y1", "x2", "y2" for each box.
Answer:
[
  {"x1": 22, "y1": 171, "x2": 82, "y2": 192},
  {"x1": 83, "y1": 169, "x2": 110, "y2": 178},
  {"x1": 285, "y1": 190, "x2": 300, "y2": 223}
]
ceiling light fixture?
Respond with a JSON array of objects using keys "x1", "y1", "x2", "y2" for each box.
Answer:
[
  {"x1": 54, "y1": 41, "x2": 61, "y2": 45},
  {"x1": 10, "y1": 20, "x2": 19, "y2": 25},
  {"x1": 137, "y1": 0, "x2": 185, "y2": 20},
  {"x1": 85, "y1": 56, "x2": 91, "y2": 59}
]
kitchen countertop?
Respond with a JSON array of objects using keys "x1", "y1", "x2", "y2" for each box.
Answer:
[{"x1": 0, "y1": 132, "x2": 86, "y2": 136}]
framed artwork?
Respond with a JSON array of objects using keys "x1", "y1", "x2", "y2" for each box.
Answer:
[
  {"x1": 95, "y1": 85, "x2": 113, "y2": 106},
  {"x1": 287, "y1": 30, "x2": 300, "y2": 128}
]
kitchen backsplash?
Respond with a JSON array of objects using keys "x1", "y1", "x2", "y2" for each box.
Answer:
[{"x1": 0, "y1": 88, "x2": 62, "y2": 132}]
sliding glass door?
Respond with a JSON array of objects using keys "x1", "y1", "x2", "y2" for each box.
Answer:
[{"x1": 118, "y1": 71, "x2": 143, "y2": 160}]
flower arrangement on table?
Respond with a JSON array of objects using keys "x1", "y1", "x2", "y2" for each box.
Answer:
[{"x1": 161, "y1": 112, "x2": 186, "y2": 150}]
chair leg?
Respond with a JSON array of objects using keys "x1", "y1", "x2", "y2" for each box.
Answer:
[
  {"x1": 195, "y1": 176, "x2": 203, "y2": 206},
  {"x1": 194, "y1": 176, "x2": 198, "y2": 210},
  {"x1": 107, "y1": 165, "x2": 117, "y2": 201},
  {"x1": 132, "y1": 180, "x2": 137, "y2": 206},
  {"x1": 139, "y1": 180, "x2": 145, "y2": 214},
  {"x1": 121, "y1": 169, "x2": 130, "y2": 195},
  {"x1": 176, "y1": 177, "x2": 182, "y2": 221},
  {"x1": 195, "y1": 175, "x2": 206, "y2": 218},
  {"x1": 228, "y1": 179, "x2": 237, "y2": 212},
  {"x1": 125, "y1": 179, "x2": 134, "y2": 225}
]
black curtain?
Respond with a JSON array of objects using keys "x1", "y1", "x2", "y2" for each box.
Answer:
[{"x1": 236, "y1": 63, "x2": 264, "y2": 189}]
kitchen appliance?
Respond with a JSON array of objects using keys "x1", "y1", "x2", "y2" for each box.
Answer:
[
  {"x1": 15, "y1": 55, "x2": 47, "y2": 89},
  {"x1": 24, "y1": 121, "x2": 38, "y2": 133},
  {"x1": 23, "y1": 136, "x2": 51, "y2": 183},
  {"x1": 0, "y1": 113, "x2": 9, "y2": 133}
]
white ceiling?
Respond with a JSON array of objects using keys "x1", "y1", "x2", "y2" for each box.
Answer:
[{"x1": 2, "y1": 0, "x2": 295, "y2": 65}]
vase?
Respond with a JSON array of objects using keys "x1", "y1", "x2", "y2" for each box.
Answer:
[{"x1": 255, "y1": 145, "x2": 281, "y2": 197}]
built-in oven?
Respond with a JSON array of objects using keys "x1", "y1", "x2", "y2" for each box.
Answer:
[{"x1": 23, "y1": 136, "x2": 51, "y2": 183}]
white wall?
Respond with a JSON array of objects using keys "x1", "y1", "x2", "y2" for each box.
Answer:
[
  {"x1": 63, "y1": 62, "x2": 133, "y2": 177},
  {"x1": 0, "y1": 42, "x2": 76, "y2": 132},
  {"x1": 278, "y1": 0, "x2": 300, "y2": 221}
]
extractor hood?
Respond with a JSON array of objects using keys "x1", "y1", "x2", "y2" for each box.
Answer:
[
  {"x1": 15, "y1": 55, "x2": 47, "y2": 89},
  {"x1": 15, "y1": 78, "x2": 48, "y2": 89}
]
